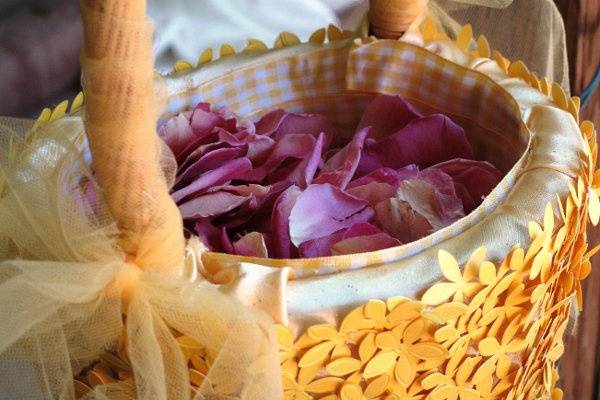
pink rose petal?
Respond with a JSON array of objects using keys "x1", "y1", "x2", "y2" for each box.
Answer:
[
  {"x1": 179, "y1": 191, "x2": 249, "y2": 219},
  {"x1": 370, "y1": 114, "x2": 474, "y2": 168},
  {"x1": 282, "y1": 132, "x2": 325, "y2": 188},
  {"x1": 175, "y1": 147, "x2": 246, "y2": 187},
  {"x1": 289, "y1": 183, "x2": 374, "y2": 246},
  {"x1": 233, "y1": 232, "x2": 269, "y2": 258},
  {"x1": 431, "y1": 158, "x2": 503, "y2": 212},
  {"x1": 331, "y1": 232, "x2": 401, "y2": 255},
  {"x1": 357, "y1": 94, "x2": 421, "y2": 139},
  {"x1": 171, "y1": 157, "x2": 252, "y2": 202},
  {"x1": 271, "y1": 185, "x2": 302, "y2": 258},
  {"x1": 314, "y1": 127, "x2": 369, "y2": 189}
]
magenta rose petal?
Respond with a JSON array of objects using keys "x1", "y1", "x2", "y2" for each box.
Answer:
[
  {"x1": 371, "y1": 114, "x2": 474, "y2": 169},
  {"x1": 179, "y1": 191, "x2": 250, "y2": 219},
  {"x1": 357, "y1": 94, "x2": 422, "y2": 139},
  {"x1": 431, "y1": 158, "x2": 503, "y2": 212},
  {"x1": 255, "y1": 109, "x2": 287, "y2": 136},
  {"x1": 271, "y1": 185, "x2": 302, "y2": 258},
  {"x1": 194, "y1": 220, "x2": 223, "y2": 251},
  {"x1": 331, "y1": 232, "x2": 401, "y2": 255},
  {"x1": 298, "y1": 222, "x2": 382, "y2": 258},
  {"x1": 314, "y1": 127, "x2": 369, "y2": 189},
  {"x1": 243, "y1": 134, "x2": 317, "y2": 182},
  {"x1": 289, "y1": 183, "x2": 374, "y2": 246},
  {"x1": 298, "y1": 230, "x2": 346, "y2": 258},
  {"x1": 158, "y1": 113, "x2": 196, "y2": 159},
  {"x1": 233, "y1": 232, "x2": 269, "y2": 258},
  {"x1": 283, "y1": 132, "x2": 325, "y2": 188},
  {"x1": 171, "y1": 157, "x2": 252, "y2": 203},
  {"x1": 175, "y1": 147, "x2": 247, "y2": 186},
  {"x1": 220, "y1": 228, "x2": 235, "y2": 254}
]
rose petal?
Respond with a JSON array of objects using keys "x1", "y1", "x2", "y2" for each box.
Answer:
[
  {"x1": 396, "y1": 173, "x2": 465, "y2": 229},
  {"x1": 370, "y1": 114, "x2": 474, "y2": 168},
  {"x1": 282, "y1": 132, "x2": 325, "y2": 188},
  {"x1": 314, "y1": 127, "x2": 369, "y2": 189},
  {"x1": 347, "y1": 182, "x2": 396, "y2": 206},
  {"x1": 194, "y1": 220, "x2": 223, "y2": 251},
  {"x1": 374, "y1": 198, "x2": 433, "y2": 243},
  {"x1": 298, "y1": 222, "x2": 382, "y2": 258},
  {"x1": 331, "y1": 232, "x2": 401, "y2": 255},
  {"x1": 271, "y1": 185, "x2": 302, "y2": 258},
  {"x1": 171, "y1": 157, "x2": 252, "y2": 202},
  {"x1": 298, "y1": 229, "x2": 346, "y2": 258},
  {"x1": 175, "y1": 147, "x2": 246, "y2": 187},
  {"x1": 289, "y1": 183, "x2": 374, "y2": 246},
  {"x1": 179, "y1": 191, "x2": 250, "y2": 219},
  {"x1": 233, "y1": 232, "x2": 269, "y2": 258},
  {"x1": 357, "y1": 94, "x2": 422, "y2": 139},
  {"x1": 242, "y1": 134, "x2": 316, "y2": 182},
  {"x1": 431, "y1": 158, "x2": 503, "y2": 212}
]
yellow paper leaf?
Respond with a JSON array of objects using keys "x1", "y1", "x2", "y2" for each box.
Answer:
[
  {"x1": 387, "y1": 300, "x2": 422, "y2": 325},
  {"x1": 431, "y1": 302, "x2": 467, "y2": 321},
  {"x1": 306, "y1": 377, "x2": 344, "y2": 394},
  {"x1": 197, "y1": 48, "x2": 213, "y2": 65},
  {"x1": 275, "y1": 31, "x2": 301, "y2": 48},
  {"x1": 298, "y1": 341, "x2": 335, "y2": 367},
  {"x1": 326, "y1": 357, "x2": 361, "y2": 377},
  {"x1": 365, "y1": 374, "x2": 389, "y2": 398},
  {"x1": 410, "y1": 342, "x2": 448, "y2": 360},
  {"x1": 476, "y1": 35, "x2": 490, "y2": 58},
  {"x1": 478, "y1": 337, "x2": 501, "y2": 356},
  {"x1": 422, "y1": 282, "x2": 458, "y2": 306},
  {"x1": 340, "y1": 383, "x2": 362, "y2": 400},
  {"x1": 404, "y1": 318, "x2": 425, "y2": 344},
  {"x1": 364, "y1": 299, "x2": 386, "y2": 321},
  {"x1": 375, "y1": 332, "x2": 398, "y2": 350},
  {"x1": 219, "y1": 43, "x2": 236, "y2": 57},
  {"x1": 479, "y1": 261, "x2": 497, "y2": 285},
  {"x1": 277, "y1": 324, "x2": 294, "y2": 348},
  {"x1": 439, "y1": 250, "x2": 462, "y2": 282},
  {"x1": 327, "y1": 24, "x2": 344, "y2": 41},
  {"x1": 309, "y1": 28, "x2": 326, "y2": 44},
  {"x1": 359, "y1": 332, "x2": 377, "y2": 362},
  {"x1": 589, "y1": 193, "x2": 600, "y2": 225},
  {"x1": 455, "y1": 24, "x2": 473, "y2": 51},
  {"x1": 394, "y1": 351, "x2": 416, "y2": 387},
  {"x1": 308, "y1": 324, "x2": 337, "y2": 341},
  {"x1": 434, "y1": 325, "x2": 459, "y2": 343},
  {"x1": 363, "y1": 350, "x2": 397, "y2": 379}
]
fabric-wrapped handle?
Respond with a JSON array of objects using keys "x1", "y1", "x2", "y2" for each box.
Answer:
[
  {"x1": 80, "y1": 0, "x2": 185, "y2": 274},
  {"x1": 369, "y1": 0, "x2": 428, "y2": 38}
]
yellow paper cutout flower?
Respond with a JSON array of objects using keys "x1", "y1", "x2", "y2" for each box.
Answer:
[
  {"x1": 326, "y1": 332, "x2": 378, "y2": 382},
  {"x1": 340, "y1": 376, "x2": 389, "y2": 400},
  {"x1": 421, "y1": 354, "x2": 482, "y2": 400},
  {"x1": 283, "y1": 363, "x2": 343, "y2": 400},
  {"x1": 364, "y1": 318, "x2": 448, "y2": 387},
  {"x1": 477, "y1": 316, "x2": 526, "y2": 378},
  {"x1": 422, "y1": 250, "x2": 483, "y2": 306},
  {"x1": 299, "y1": 324, "x2": 352, "y2": 367}
]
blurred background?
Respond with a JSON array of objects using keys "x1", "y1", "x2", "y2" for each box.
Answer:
[{"x1": 0, "y1": 0, "x2": 598, "y2": 398}]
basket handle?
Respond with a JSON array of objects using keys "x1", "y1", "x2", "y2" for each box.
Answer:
[
  {"x1": 369, "y1": 0, "x2": 429, "y2": 39},
  {"x1": 80, "y1": 0, "x2": 185, "y2": 273}
]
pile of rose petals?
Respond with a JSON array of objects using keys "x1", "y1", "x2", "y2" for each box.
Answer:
[{"x1": 159, "y1": 95, "x2": 503, "y2": 259}]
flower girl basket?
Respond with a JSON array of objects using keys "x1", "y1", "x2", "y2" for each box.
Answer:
[{"x1": 0, "y1": 0, "x2": 597, "y2": 399}]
